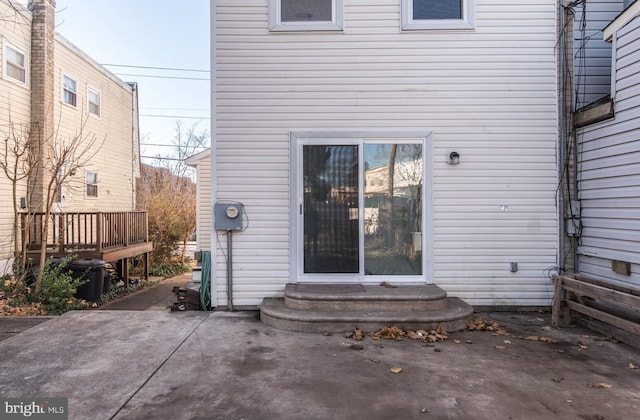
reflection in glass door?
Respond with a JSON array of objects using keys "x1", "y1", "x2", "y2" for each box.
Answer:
[
  {"x1": 363, "y1": 144, "x2": 423, "y2": 275},
  {"x1": 303, "y1": 145, "x2": 359, "y2": 273},
  {"x1": 300, "y1": 141, "x2": 424, "y2": 278}
]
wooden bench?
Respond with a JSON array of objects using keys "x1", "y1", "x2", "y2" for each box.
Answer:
[{"x1": 552, "y1": 274, "x2": 640, "y2": 339}]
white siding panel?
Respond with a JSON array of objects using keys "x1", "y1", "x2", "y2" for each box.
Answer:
[
  {"x1": 214, "y1": 0, "x2": 559, "y2": 307},
  {"x1": 577, "y1": 13, "x2": 640, "y2": 287}
]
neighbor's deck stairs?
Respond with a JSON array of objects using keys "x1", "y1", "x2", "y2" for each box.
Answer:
[{"x1": 260, "y1": 283, "x2": 474, "y2": 333}]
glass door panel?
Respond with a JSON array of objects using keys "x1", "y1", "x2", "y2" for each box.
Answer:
[
  {"x1": 363, "y1": 144, "x2": 423, "y2": 275},
  {"x1": 303, "y1": 145, "x2": 359, "y2": 273}
]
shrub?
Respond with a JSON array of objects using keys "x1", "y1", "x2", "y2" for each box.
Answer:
[
  {"x1": 36, "y1": 258, "x2": 89, "y2": 314},
  {"x1": 149, "y1": 263, "x2": 189, "y2": 278}
]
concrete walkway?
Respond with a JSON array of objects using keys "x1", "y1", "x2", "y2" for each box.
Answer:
[
  {"x1": 99, "y1": 273, "x2": 193, "y2": 311},
  {"x1": 0, "y1": 310, "x2": 638, "y2": 419}
]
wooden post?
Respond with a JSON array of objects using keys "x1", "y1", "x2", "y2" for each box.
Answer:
[
  {"x1": 96, "y1": 212, "x2": 103, "y2": 251},
  {"x1": 552, "y1": 275, "x2": 563, "y2": 327}
]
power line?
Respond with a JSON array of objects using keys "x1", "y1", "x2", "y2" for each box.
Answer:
[
  {"x1": 140, "y1": 114, "x2": 210, "y2": 120},
  {"x1": 103, "y1": 63, "x2": 208, "y2": 73},
  {"x1": 115, "y1": 73, "x2": 209, "y2": 81},
  {"x1": 141, "y1": 107, "x2": 209, "y2": 111}
]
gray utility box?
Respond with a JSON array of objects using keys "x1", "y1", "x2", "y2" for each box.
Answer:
[{"x1": 214, "y1": 202, "x2": 244, "y2": 231}]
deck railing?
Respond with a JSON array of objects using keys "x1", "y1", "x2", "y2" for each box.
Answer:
[{"x1": 21, "y1": 211, "x2": 149, "y2": 252}]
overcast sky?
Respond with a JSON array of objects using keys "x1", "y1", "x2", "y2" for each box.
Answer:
[{"x1": 19, "y1": 0, "x2": 211, "y2": 163}]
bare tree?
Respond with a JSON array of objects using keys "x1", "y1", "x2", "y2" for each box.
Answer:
[
  {"x1": 140, "y1": 121, "x2": 208, "y2": 265},
  {"x1": 0, "y1": 120, "x2": 38, "y2": 268},
  {"x1": 31, "y1": 117, "x2": 103, "y2": 290}
]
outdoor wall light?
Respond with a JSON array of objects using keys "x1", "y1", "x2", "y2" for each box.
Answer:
[{"x1": 446, "y1": 151, "x2": 460, "y2": 165}]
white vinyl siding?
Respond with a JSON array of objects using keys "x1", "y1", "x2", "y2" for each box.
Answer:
[
  {"x1": 577, "y1": 14, "x2": 640, "y2": 288},
  {"x1": 214, "y1": 0, "x2": 559, "y2": 307},
  {"x1": 186, "y1": 150, "x2": 212, "y2": 253},
  {"x1": 573, "y1": 0, "x2": 624, "y2": 109}
]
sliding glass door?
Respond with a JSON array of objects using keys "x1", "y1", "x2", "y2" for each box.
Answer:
[{"x1": 298, "y1": 138, "x2": 426, "y2": 282}]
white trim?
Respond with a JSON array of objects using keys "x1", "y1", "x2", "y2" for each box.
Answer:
[
  {"x1": 289, "y1": 130, "x2": 434, "y2": 285},
  {"x1": 269, "y1": 0, "x2": 344, "y2": 32},
  {"x1": 87, "y1": 86, "x2": 101, "y2": 118},
  {"x1": 2, "y1": 38, "x2": 29, "y2": 87},
  {"x1": 610, "y1": 33, "x2": 617, "y2": 100},
  {"x1": 401, "y1": 0, "x2": 475, "y2": 31},
  {"x1": 603, "y1": 1, "x2": 640, "y2": 42},
  {"x1": 61, "y1": 73, "x2": 78, "y2": 108}
]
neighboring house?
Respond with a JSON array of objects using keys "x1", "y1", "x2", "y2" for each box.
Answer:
[
  {"x1": 569, "y1": 0, "x2": 640, "y2": 289},
  {"x1": 185, "y1": 149, "x2": 212, "y2": 254},
  {"x1": 207, "y1": 1, "x2": 560, "y2": 309},
  {"x1": 0, "y1": 0, "x2": 148, "y2": 279}
]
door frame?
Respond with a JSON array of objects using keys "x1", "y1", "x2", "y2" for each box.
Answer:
[{"x1": 289, "y1": 130, "x2": 434, "y2": 284}]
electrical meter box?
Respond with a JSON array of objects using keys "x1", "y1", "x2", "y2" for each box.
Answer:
[{"x1": 214, "y1": 202, "x2": 244, "y2": 231}]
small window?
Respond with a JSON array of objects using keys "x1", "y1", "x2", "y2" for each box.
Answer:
[
  {"x1": 269, "y1": 0, "x2": 343, "y2": 31},
  {"x1": 88, "y1": 87, "x2": 101, "y2": 117},
  {"x1": 3, "y1": 40, "x2": 28, "y2": 85},
  {"x1": 86, "y1": 171, "x2": 98, "y2": 198},
  {"x1": 402, "y1": 0, "x2": 475, "y2": 30},
  {"x1": 62, "y1": 75, "x2": 77, "y2": 107}
]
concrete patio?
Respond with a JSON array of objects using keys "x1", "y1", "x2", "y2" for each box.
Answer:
[{"x1": 0, "y1": 309, "x2": 638, "y2": 419}]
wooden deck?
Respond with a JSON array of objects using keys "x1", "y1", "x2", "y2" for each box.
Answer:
[{"x1": 21, "y1": 211, "x2": 153, "y2": 286}]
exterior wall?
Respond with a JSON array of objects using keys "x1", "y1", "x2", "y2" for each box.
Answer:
[
  {"x1": 573, "y1": 0, "x2": 624, "y2": 109},
  {"x1": 0, "y1": 0, "x2": 139, "y2": 270},
  {"x1": 576, "y1": 14, "x2": 640, "y2": 288},
  {"x1": 53, "y1": 36, "x2": 138, "y2": 212},
  {"x1": 0, "y1": 0, "x2": 31, "y2": 270},
  {"x1": 213, "y1": 1, "x2": 559, "y2": 307},
  {"x1": 186, "y1": 150, "x2": 212, "y2": 252}
]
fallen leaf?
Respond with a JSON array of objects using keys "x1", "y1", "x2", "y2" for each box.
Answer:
[
  {"x1": 525, "y1": 336, "x2": 540, "y2": 341},
  {"x1": 542, "y1": 326, "x2": 551, "y2": 331},
  {"x1": 552, "y1": 377, "x2": 565, "y2": 383},
  {"x1": 453, "y1": 339, "x2": 461, "y2": 344},
  {"x1": 589, "y1": 383, "x2": 613, "y2": 389},
  {"x1": 349, "y1": 344, "x2": 364, "y2": 351},
  {"x1": 323, "y1": 332, "x2": 332, "y2": 336},
  {"x1": 540, "y1": 336, "x2": 559, "y2": 344},
  {"x1": 495, "y1": 345, "x2": 506, "y2": 350},
  {"x1": 504, "y1": 340, "x2": 512, "y2": 345},
  {"x1": 628, "y1": 363, "x2": 638, "y2": 369},
  {"x1": 390, "y1": 367, "x2": 402, "y2": 374},
  {"x1": 465, "y1": 340, "x2": 472, "y2": 344},
  {"x1": 555, "y1": 349, "x2": 565, "y2": 353},
  {"x1": 380, "y1": 281, "x2": 398, "y2": 288},
  {"x1": 368, "y1": 358, "x2": 381, "y2": 364}
]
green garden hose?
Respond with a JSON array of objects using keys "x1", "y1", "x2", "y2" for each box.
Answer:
[{"x1": 199, "y1": 251, "x2": 211, "y2": 310}]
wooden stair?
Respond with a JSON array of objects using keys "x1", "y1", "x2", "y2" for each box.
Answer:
[{"x1": 260, "y1": 283, "x2": 473, "y2": 333}]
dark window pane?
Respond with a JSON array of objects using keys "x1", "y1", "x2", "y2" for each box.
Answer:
[
  {"x1": 303, "y1": 145, "x2": 359, "y2": 273},
  {"x1": 281, "y1": 0, "x2": 332, "y2": 22},
  {"x1": 413, "y1": 0, "x2": 462, "y2": 20}
]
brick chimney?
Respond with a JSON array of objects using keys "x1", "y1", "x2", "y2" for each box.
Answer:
[{"x1": 28, "y1": 0, "x2": 56, "y2": 211}]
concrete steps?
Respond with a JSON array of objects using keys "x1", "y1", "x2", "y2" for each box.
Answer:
[{"x1": 260, "y1": 283, "x2": 474, "y2": 333}]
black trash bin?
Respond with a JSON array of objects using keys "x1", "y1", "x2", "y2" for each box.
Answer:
[{"x1": 71, "y1": 259, "x2": 106, "y2": 302}]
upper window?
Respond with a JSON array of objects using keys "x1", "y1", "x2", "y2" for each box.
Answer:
[
  {"x1": 2, "y1": 40, "x2": 28, "y2": 86},
  {"x1": 401, "y1": 0, "x2": 475, "y2": 30},
  {"x1": 269, "y1": 0, "x2": 344, "y2": 31},
  {"x1": 85, "y1": 171, "x2": 98, "y2": 198},
  {"x1": 88, "y1": 87, "x2": 101, "y2": 117},
  {"x1": 62, "y1": 75, "x2": 77, "y2": 107}
]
